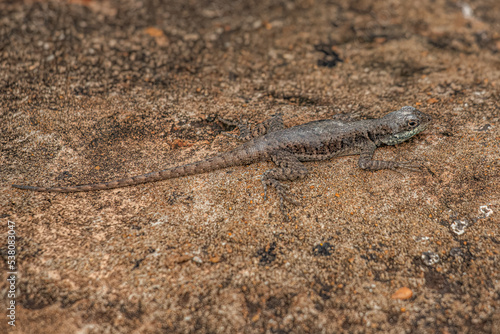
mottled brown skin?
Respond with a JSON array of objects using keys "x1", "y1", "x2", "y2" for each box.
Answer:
[{"x1": 13, "y1": 106, "x2": 432, "y2": 208}]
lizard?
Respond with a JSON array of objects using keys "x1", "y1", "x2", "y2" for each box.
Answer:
[{"x1": 13, "y1": 106, "x2": 432, "y2": 210}]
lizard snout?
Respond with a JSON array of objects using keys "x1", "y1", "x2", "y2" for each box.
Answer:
[{"x1": 421, "y1": 112, "x2": 432, "y2": 124}]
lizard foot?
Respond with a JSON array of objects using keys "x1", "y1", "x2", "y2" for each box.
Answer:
[
  {"x1": 277, "y1": 188, "x2": 301, "y2": 207},
  {"x1": 262, "y1": 179, "x2": 300, "y2": 206}
]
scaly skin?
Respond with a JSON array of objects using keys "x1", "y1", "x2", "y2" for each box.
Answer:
[{"x1": 13, "y1": 106, "x2": 432, "y2": 208}]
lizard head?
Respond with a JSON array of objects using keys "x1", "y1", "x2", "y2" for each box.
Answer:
[{"x1": 380, "y1": 106, "x2": 432, "y2": 145}]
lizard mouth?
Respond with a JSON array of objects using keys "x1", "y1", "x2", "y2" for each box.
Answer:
[{"x1": 416, "y1": 122, "x2": 430, "y2": 135}]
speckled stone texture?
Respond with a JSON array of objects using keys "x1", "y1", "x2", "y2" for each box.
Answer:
[{"x1": 1, "y1": 0, "x2": 499, "y2": 333}]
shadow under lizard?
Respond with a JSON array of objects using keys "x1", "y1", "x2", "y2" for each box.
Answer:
[{"x1": 13, "y1": 106, "x2": 432, "y2": 210}]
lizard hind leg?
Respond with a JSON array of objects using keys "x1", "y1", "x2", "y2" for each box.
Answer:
[
  {"x1": 218, "y1": 112, "x2": 284, "y2": 141},
  {"x1": 262, "y1": 150, "x2": 308, "y2": 213}
]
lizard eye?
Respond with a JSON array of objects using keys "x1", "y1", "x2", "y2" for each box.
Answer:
[{"x1": 408, "y1": 120, "x2": 418, "y2": 127}]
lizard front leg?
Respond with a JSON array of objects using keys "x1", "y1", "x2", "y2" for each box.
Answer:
[
  {"x1": 358, "y1": 143, "x2": 421, "y2": 172},
  {"x1": 218, "y1": 112, "x2": 284, "y2": 141},
  {"x1": 262, "y1": 150, "x2": 308, "y2": 211}
]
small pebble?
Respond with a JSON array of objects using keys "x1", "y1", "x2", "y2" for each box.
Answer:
[
  {"x1": 391, "y1": 287, "x2": 413, "y2": 300},
  {"x1": 422, "y1": 251, "x2": 440, "y2": 266}
]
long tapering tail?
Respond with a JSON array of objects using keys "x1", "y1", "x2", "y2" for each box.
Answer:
[{"x1": 13, "y1": 146, "x2": 263, "y2": 193}]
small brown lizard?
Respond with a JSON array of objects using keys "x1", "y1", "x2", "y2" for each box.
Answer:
[{"x1": 13, "y1": 106, "x2": 432, "y2": 208}]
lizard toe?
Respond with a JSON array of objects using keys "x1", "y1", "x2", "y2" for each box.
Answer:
[{"x1": 394, "y1": 161, "x2": 423, "y2": 172}]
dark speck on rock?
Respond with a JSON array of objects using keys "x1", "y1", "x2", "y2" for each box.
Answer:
[{"x1": 312, "y1": 242, "x2": 334, "y2": 256}]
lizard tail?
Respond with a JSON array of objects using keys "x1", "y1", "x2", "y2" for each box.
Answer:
[{"x1": 12, "y1": 147, "x2": 262, "y2": 193}]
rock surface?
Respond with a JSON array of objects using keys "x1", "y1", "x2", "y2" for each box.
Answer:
[{"x1": 1, "y1": 0, "x2": 499, "y2": 333}]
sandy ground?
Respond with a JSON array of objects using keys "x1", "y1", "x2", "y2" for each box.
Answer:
[{"x1": 1, "y1": 0, "x2": 499, "y2": 333}]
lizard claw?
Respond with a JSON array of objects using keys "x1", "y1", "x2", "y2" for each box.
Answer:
[
  {"x1": 279, "y1": 198, "x2": 293, "y2": 222},
  {"x1": 217, "y1": 115, "x2": 238, "y2": 126},
  {"x1": 276, "y1": 186, "x2": 301, "y2": 207},
  {"x1": 280, "y1": 183, "x2": 290, "y2": 190},
  {"x1": 284, "y1": 194, "x2": 301, "y2": 206},
  {"x1": 393, "y1": 161, "x2": 423, "y2": 172},
  {"x1": 221, "y1": 132, "x2": 240, "y2": 139},
  {"x1": 278, "y1": 193, "x2": 302, "y2": 222}
]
